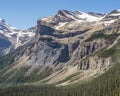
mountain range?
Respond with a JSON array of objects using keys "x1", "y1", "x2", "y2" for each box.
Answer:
[
  {"x1": 0, "y1": 19, "x2": 36, "y2": 56},
  {"x1": 0, "y1": 9, "x2": 120, "y2": 96}
]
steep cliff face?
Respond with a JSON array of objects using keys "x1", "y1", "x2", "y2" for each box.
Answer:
[
  {"x1": 0, "y1": 10, "x2": 120, "y2": 87},
  {"x1": 25, "y1": 41, "x2": 70, "y2": 66},
  {"x1": 79, "y1": 56, "x2": 112, "y2": 70}
]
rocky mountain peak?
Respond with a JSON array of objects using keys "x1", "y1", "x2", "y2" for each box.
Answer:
[
  {"x1": 57, "y1": 10, "x2": 70, "y2": 16},
  {"x1": 40, "y1": 9, "x2": 120, "y2": 31},
  {"x1": 51, "y1": 10, "x2": 74, "y2": 24},
  {"x1": 105, "y1": 9, "x2": 120, "y2": 19},
  {"x1": 0, "y1": 18, "x2": 5, "y2": 23},
  {"x1": 99, "y1": 9, "x2": 120, "y2": 26},
  {"x1": 109, "y1": 9, "x2": 120, "y2": 14}
]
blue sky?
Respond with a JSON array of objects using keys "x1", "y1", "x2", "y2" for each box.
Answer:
[{"x1": 0, "y1": 0, "x2": 120, "y2": 29}]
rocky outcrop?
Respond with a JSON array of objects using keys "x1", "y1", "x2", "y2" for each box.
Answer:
[
  {"x1": 51, "y1": 10, "x2": 74, "y2": 24},
  {"x1": 79, "y1": 56, "x2": 112, "y2": 70},
  {"x1": 53, "y1": 30, "x2": 88, "y2": 38},
  {"x1": 67, "y1": 39, "x2": 108, "y2": 64}
]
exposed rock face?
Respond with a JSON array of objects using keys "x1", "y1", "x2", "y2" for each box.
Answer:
[
  {"x1": 9, "y1": 17, "x2": 117, "y2": 73},
  {"x1": 0, "y1": 34, "x2": 13, "y2": 55},
  {"x1": 79, "y1": 56, "x2": 112, "y2": 70},
  {"x1": 65, "y1": 39, "x2": 113, "y2": 70},
  {"x1": 75, "y1": 39, "x2": 107, "y2": 59},
  {"x1": 25, "y1": 41, "x2": 70, "y2": 66}
]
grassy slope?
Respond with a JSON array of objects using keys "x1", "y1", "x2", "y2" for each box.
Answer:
[{"x1": 0, "y1": 62, "x2": 119, "y2": 96}]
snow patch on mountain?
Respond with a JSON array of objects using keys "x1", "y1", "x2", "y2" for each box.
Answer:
[
  {"x1": 0, "y1": 18, "x2": 2, "y2": 21},
  {"x1": 75, "y1": 11, "x2": 102, "y2": 22},
  {"x1": 55, "y1": 22, "x2": 67, "y2": 30},
  {"x1": 41, "y1": 16, "x2": 54, "y2": 23},
  {"x1": 103, "y1": 20, "x2": 116, "y2": 26}
]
